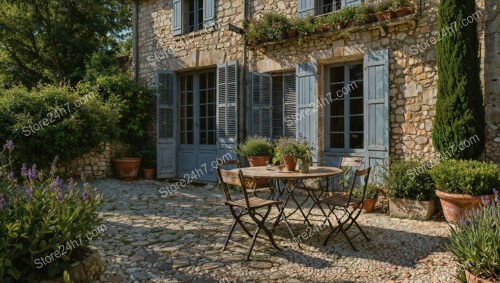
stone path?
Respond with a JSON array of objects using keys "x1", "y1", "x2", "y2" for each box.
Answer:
[{"x1": 89, "y1": 179, "x2": 458, "y2": 283}]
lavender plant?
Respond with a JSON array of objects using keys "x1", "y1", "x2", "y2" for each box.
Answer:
[
  {"x1": 0, "y1": 140, "x2": 102, "y2": 282},
  {"x1": 447, "y1": 189, "x2": 499, "y2": 281}
]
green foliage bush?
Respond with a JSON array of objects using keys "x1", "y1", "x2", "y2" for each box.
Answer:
[
  {"x1": 433, "y1": 0, "x2": 485, "y2": 159},
  {"x1": 236, "y1": 136, "x2": 273, "y2": 157},
  {"x1": 0, "y1": 84, "x2": 121, "y2": 167},
  {"x1": 0, "y1": 142, "x2": 102, "y2": 282},
  {"x1": 447, "y1": 191, "x2": 499, "y2": 281},
  {"x1": 272, "y1": 137, "x2": 314, "y2": 164},
  {"x1": 385, "y1": 159, "x2": 436, "y2": 201},
  {"x1": 430, "y1": 160, "x2": 500, "y2": 196},
  {"x1": 352, "y1": 183, "x2": 380, "y2": 200}
]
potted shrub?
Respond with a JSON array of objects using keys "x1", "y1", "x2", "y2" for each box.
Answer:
[
  {"x1": 385, "y1": 159, "x2": 437, "y2": 220},
  {"x1": 339, "y1": 5, "x2": 357, "y2": 27},
  {"x1": 374, "y1": 0, "x2": 395, "y2": 21},
  {"x1": 236, "y1": 136, "x2": 273, "y2": 167},
  {"x1": 0, "y1": 141, "x2": 103, "y2": 282},
  {"x1": 447, "y1": 190, "x2": 499, "y2": 283},
  {"x1": 273, "y1": 137, "x2": 313, "y2": 172},
  {"x1": 390, "y1": 0, "x2": 413, "y2": 17},
  {"x1": 430, "y1": 159, "x2": 499, "y2": 223},
  {"x1": 354, "y1": 2, "x2": 376, "y2": 25},
  {"x1": 112, "y1": 145, "x2": 142, "y2": 181},
  {"x1": 262, "y1": 13, "x2": 290, "y2": 41},
  {"x1": 140, "y1": 147, "x2": 156, "y2": 179},
  {"x1": 351, "y1": 184, "x2": 380, "y2": 213}
]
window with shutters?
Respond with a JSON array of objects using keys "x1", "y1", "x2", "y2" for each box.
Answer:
[
  {"x1": 272, "y1": 73, "x2": 297, "y2": 140},
  {"x1": 326, "y1": 63, "x2": 364, "y2": 151},
  {"x1": 173, "y1": 0, "x2": 215, "y2": 35},
  {"x1": 186, "y1": 0, "x2": 204, "y2": 33},
  {"x1": 298, "y1": 0, "x2": 361, "y2": 17},
  {"x1": 318, "y1": 0, "x2": 341, "y2": 14}
]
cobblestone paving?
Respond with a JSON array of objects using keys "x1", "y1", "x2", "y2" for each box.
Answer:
[{"x1": 90, "y1": 179, "x2": 458, "y2": 283}]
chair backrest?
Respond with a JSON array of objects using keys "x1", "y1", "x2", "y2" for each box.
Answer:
[
  {"x1": 220, "y1": 159, "x2": 241, "y2": 169},
  {"x1": 340, "y1": 157, "x2": 363, "y2": 168},
  {"x1": 216, "y1": 168, "x2": 254, "y2": 207},
  {"x1": 346, "y1": 167, "x2": 371, "y2": 205}
]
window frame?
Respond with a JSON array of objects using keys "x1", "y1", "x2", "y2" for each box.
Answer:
[
  {"x1": 325, "y1": 61, "x2": 364, "y2": 154},
  {"x1": 185, "y1": 0, "x2": 204, "y2": 34},
  {"x1": 317, "y1": 0, "x2": 342, "y2": 15}
]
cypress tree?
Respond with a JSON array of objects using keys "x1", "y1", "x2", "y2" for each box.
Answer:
[{"x1": 433, "y1": 0, "x2": 485, "y2": 159}]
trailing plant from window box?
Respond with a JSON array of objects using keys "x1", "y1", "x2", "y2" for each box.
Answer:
[
  {"x1": 339, "y1": 5, "x2": 358, "y2": 26},
  {"x1": 447, "y1": 190, "x2": 499, "y2": 282},
  {"x1": 430, "y1": 160, "x2": 500, "y2": 196},
  {"x1": 262, "y1": 13, "x2": 291, "y2": 41},
  {"x1": 384, "y1": 159, "x2": 436, "y2": 201},
  {"x1": 0, "y1": 141, "x2": 102, "y2": 281},
  {"x1": 236, "y1": 136, "x2": 273, "y2": 158}
]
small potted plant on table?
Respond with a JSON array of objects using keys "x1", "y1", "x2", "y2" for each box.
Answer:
[
  {"x1": 236, "y1": 136, "x2": 273, "y2": 167},
  {"x1": 385, "y1": 159, "x2": 437, "y2": 220},
  {"x1": 273, "y1": 137, "x2": 313, "y2": 172},
  {"x1": 430, "y1": 159, "x2": 499, "y2": 223}
]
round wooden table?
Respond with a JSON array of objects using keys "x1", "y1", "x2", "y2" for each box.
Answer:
[{"x1": 232, "y1": 166, "x2": 343, "y2": 180}]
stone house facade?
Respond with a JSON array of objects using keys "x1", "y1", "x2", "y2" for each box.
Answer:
[{"x1": 133, "y1": 0, "x2": 499, "y2": 181}]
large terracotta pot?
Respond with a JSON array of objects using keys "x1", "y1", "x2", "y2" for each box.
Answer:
[
  {"x1": 247, "y1": 156, "x2": 271, "y2": 167},
  {"x1": 351, "y1": 198, "x2": 377, "y2": 213},
  {"x1": 283, "y1": 156, "x2": 296, "y2": 172},
  {"x1": 465, "y1": 270, "x2": 496, "y2": 283},
  {"x1": 436, "y1": 190, "x2": 495, "y2": 223},
  {"x1": 113, "y1": 158, "x2": 141, "y2": 181}
]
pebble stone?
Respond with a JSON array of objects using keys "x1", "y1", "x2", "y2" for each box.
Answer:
[{"x1": 89, "y1": 179, "x2": 458, "y2": 283}]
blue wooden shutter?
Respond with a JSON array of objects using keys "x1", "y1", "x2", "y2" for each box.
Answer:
[
  {"x1": 296, "y1": 62, "x2": 318, "y2": 161},
  {"x1": 172, "y1": 0, "x2": 183, "y2": 35},
  {"x1": 283, "y1": 73, "x2": 297, "y2": 138},
  {"x1": 217, "y1": 61, "x2": 238, "y2": 158},
  {"x1": 203, "y1": 0, "x2": 215, "y2": 27},
  {"x1": 342, "y1": 0, "x2": 361, "y2": 7},
  {"x1": 249, "y1": 72, "x2": 272, "y2": 138},
  {"x1": 364, "y1": 49, "x2": 389, "y2": 179},
  {"x1": 156, "y1": 70, "x2": 177, "y2": 178},
  {"x1": 298, "y1": 0, "x2": 315, "y2": 18}
]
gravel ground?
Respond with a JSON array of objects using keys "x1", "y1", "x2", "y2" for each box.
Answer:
[{"x1": 89, "y1": 179, "x2": 458, "y2": 283}]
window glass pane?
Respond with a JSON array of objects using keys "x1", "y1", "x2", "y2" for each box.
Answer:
[
  {"x1": 330, "y1": 66, "x2": 344, "y2": 83},
  {"x1": 349, "y1": 64, "x2": 363, "y2": 81},
  {"x1": 208, "y1": 132, "x2": 215, "y2": 145},
  {"x1": 330, "y1": 83, "x2": 345, "y2": 99},
  {"x1": 209, "y1": 72, "x2": 215, "y2": 88},
  {"x1": 187, "y1": 132, "x2": 194, "y2": 144},
  {"x1": 187, "y1": 119, "x2": 193, "y2": 131},
  {"x1": 350, "y1": 133, "x2": 363, "y2": 149},
  {"x1": 350, "y1": 83, "x2": 363, "y2": 98},
  {"x1": 330, "y1": 117, "x2": 344, "y2": 131},
  {"x1": 350, "y1": 98, "x2": 363, "y2": 115},
  {"x1": 330, "y1": 100, "x2": 344, "y2": 115},
  {"x1": 200, "y1": 132, "x2": 206, "y2": 144},
  {"x1": 350, "y1": 116, "x2": 363, "y2": 132},
  {"x1": 197, "y1": 0, "x2": 204, "y2": 30},
  {"x1": 330, "y1": 133, "x2": 344, "y2": 148}
]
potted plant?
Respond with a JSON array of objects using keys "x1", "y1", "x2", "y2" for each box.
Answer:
[
  {"x1": 390, "y1": 0, "x2": 413, "y2": 17},
  {"x1": 140, "y1": 146, "x2": 156, "y2": 179},
  {"x1": 351, "y1": 184, "x2": 380, "y2": 213},
  {"x1": 354, "y1": 2, "x2": 376, "y2": 25},
  {"x1": 430, "y1": 159, "x2": 499, "y2": 223},
  {"x1": 339, "y1": 5, "x2": 357, "y2": 27},
  {"x1": 112, "y1": 145, "x2": 142, "y2": 181},
  {"x1": 236, "y1": 136, "x2": 273, "y2": 167},
  {"x1": 447, "y1": 190, "x2": 499, "y2": 283},
  {"x1": 385, "y1": 159, "x2": 437, "y2": 220},
  {"x1": 272, "y1": 138, "x2": 305, "y2": 172},
  {"x1": 374, "y1": 0, "x2": 395, "y2": 21}
]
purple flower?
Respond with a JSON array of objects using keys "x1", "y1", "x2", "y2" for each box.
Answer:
[
  {"x1": 81, "y1": 189, "x2": 90, "y2": 201},
  {"x1": 481, "y1": 196, "x2": 491, "y2": 206},
  {"x1": 0, "y1": 194, "x2": 6, "y2": 210},
  {"x1": 21, "y1": 163, "x2": 28, "y2": 178},
  {"x1": 7, "y1": 171, "x2": 14, "y2": 180},
  {"x1": 25, "y1": 187, "x2": 34, "y2": 203},
  {"x1": 3, "y1": 140, "x2": 14, "y2": 151},
  {"x1": 27, "y1": 164, "x2": 37, "y2": 181}
]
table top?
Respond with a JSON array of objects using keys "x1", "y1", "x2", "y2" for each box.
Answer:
[{"x1": 230, "y1": 166, "x2": 343, "y2": 180}]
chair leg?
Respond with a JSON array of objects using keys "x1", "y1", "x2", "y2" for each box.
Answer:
[
  {"x1": 222, "y1": 219, "x2": 238, "y2": 251},
  {"x1": 250, "y1": 207, "x2": 281, "y2": 250},
  {"x1": 245, "y1": 225, "x2": 261, "y2": 261}
]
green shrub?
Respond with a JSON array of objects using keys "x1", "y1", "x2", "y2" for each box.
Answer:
[
  {"x1": 236, "y1": 136, "x2": 273, "y2": 157},
  {"x1": 433, "y1": 0, "x2": 485, "y2": 159},
  {"x1": 430, "y1": 159, "x2": 500, "y2": 196},
  {"x1": 0, "y1": 141, "x2": 102, "y2": 282},
  {"x1": 272, "y1": 137, "x2": 314, "y2": 164},
  {"x1": 385, "y1": 159, "x2": 436, "y2": 201},
  {"x1": 0, "y1": 84, "x2": 122, "y2": 168},
  {"x1": 352, "y1": 183, "x2": 380, "y2": 200},
  {"x1": 447, "y1": 191, "x2": 499, "y2": 281}
]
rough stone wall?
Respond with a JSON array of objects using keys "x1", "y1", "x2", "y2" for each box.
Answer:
[{"x1": 135, "y1": 0, "x2": 499, "y2": 164}]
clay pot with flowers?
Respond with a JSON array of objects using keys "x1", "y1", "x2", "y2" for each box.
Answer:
[
  {"x1": 236, "y1": 136, "x2": 273, "y2": 167},
  {"x1": 273, "y1": 137, "x2": 314, "y2": 172}
]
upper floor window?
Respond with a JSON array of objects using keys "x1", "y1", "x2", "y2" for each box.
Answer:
[
  {"x1": 298, "y1": 0, "x2": 361, "y2": 18},
  {"x1": 172, "y1": 0, "x2": 215, "y2": 36}
]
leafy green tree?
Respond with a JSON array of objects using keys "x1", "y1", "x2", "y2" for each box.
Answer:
[
  {"x1": 0, "y1": 0, "x2": 130, "y2": 88},
  {"x1": 433, "y1": 0, "x2": 485, "y2": 159}
]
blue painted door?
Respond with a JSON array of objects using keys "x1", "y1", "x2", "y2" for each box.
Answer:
[
  {"x1": 157, "y1": 70, "x2": 177, "y2": 178},
  {"x1": 296, "y1": 62, "x2": 318, "y2": 161},
  {"x1": 364, "y1": 49, "x2": 390, "y2": 180}
]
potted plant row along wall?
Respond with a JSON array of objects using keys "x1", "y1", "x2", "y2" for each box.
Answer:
[
  {"x1": 430, "y1": 159, "x2": 500, "y2": 223},
  {"x1": 384, "y1": 159, "x2": 436, "y2": 220},
  {"x1": 447, "y1": 190, "x2": 499, "y2": 283}
]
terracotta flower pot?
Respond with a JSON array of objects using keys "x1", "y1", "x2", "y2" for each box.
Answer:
[
  {"x1": 436, "y1": 190, "x2": 495, "y2": 223},
  {"x1": 143, "y1": 168, "x2": 155, "y2": 179},
  {"x1": 283, "y1": 156, "x2": 296, "y2": 172},
  {"x1": 465, "y1": 270, "x2": 496, "y2": 283},
  {"x1": 113, "y1": 158, "x2": 141, "y2": 181},
  {"x1": 374, "y1": 12, "x2": 386, "y2": 21},
  {"x1": 287, "y1": 29, "x2": 297, "y2": 38},
  {"x1": 394, "y1": 7, "x2": 411, "y2": 17},
  {"x1": 337, "y1": 22, "x2": 345, "y2": 30},
  {"x1": 247, "y1": 156, "x2": 271, "y2": 167},
  {"x1": 351, "y1": 198, "x2": 377, "y2": 213}
]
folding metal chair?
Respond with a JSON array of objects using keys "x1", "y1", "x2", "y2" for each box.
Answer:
[
  {"x1": 333, "y1": 157, "x2": 364, "y2": 193},
  {"x1": 217, "y1": 168, "x2": 283, "y2": 261},
  {"x1": 317, "y1": 167, "x2": 371, "y2": 251}
]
